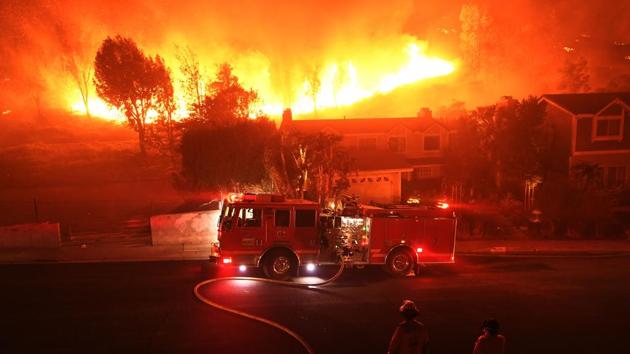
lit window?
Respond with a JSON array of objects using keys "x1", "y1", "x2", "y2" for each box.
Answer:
[
  {"x1": 424, "y1": 136, "x2": 440, "y2": 151},
  {"x1": 388, "y1": 137, "x2": 406, "y2": 152}
]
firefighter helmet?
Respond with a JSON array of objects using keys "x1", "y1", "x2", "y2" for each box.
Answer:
[{"x1": 399, "y1": 300, "x2": 419, "y2": 319}]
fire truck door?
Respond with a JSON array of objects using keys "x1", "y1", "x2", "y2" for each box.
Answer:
[
  {"x1": 423, "y1": 218, "x2": 456, "y2": 262},
  {"x1": 294, "y1": 208, "x2": 318, "y2": 250},
  {"x1": 268, "y1": 208, "x2": 291, "y2": 242},
  {"x1": 236, "y1": 207, "x2": 265, "y2": 249}
]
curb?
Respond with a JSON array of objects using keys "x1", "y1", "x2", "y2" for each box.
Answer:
[{"x1": 0, "y1": 245, "x2": 213, "y2": 265}]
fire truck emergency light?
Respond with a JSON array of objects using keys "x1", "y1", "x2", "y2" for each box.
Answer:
[
  {"x1": 222, "y1": 257, "x2": 232, "y2": 264},
  {"x1": 239, "y1": 265, "x2": 247, "y2": 272},
  {"x1": 306, "y1": 263, "x2": 316, "y2": 272},
  {"x1": 416, "y1": 247, "x2": 423, "y2": 253}
]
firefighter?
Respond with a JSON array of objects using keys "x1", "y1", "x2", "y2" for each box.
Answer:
[
  {"x1": 387, "y1": 300, "x2": 430, "y2": 354},
  {"x1": 473, "y1": 319, "x2": 505, "y2": 354}
]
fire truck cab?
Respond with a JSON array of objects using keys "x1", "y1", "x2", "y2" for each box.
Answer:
[{"x1": 216, "y1": 193, "x2": 457, "y2": 279}]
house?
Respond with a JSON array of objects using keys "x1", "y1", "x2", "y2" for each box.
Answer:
[
  {"x1": 540, "y1": 92, "x2": 630, "y2": 188},
  {"x1": 280, "y1": 109, "x2": 453, "y2": 203}
]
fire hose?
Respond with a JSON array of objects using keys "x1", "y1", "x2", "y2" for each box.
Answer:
[{"x1": 193, "y1": 260, "x2": 346, "y2": 354}]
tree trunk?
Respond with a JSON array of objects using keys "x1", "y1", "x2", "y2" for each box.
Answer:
[
  {"x1": 279, "y1": 136, "x2": 293, "y2": 197},
  {"x1": 138, "y1": 125, "x2": 146, "y2": 155}
]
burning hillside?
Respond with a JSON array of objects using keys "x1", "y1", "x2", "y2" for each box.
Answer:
[{"x1": 0, "y1": 0, "x2": 628, "y2": 122}]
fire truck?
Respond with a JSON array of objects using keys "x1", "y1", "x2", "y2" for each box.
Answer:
[{"x1": 215, "y1": 193, "x2": 457, "y2": 279}]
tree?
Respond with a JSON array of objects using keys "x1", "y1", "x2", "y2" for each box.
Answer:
[
  {"x1": 178, "y1": 65, "x2": 270, "y2": 190},
  {"x1": 147, "y1": 64, "x2": 178, "y2": 159},
  {"x1": 175, "y1": 45, "x2": 205, "y2": 117},
  {"x1": 94, "y1": 35, "x2": 173, "y2": 155},
  {"x1": 305, "y1": 65, "x2": 322, "y2": 115},
  {"x1": 179, "y1": 118, "x2": 278, "y2": 189},
  {"x1": 282, "y1": 130, "x2": 353, "y2": 205},
  {"x1": 470, "y1": 97, "x2": 552, "y2": 198},
  {"x1": 53, "y1": 21, "x2": 96, "y2": 117},
  {"x1": 443, "y1": 115, "x2": 494, "y2": 200},
  {"x1": 64, "y1": 54, "x2": 92, "y2": 117},
  {"x1": 195, "y1": 63, "x2": 258, "y2": 126},
  {"x1": 558, "y1": 55, "x2": 590, "y2": 93}
]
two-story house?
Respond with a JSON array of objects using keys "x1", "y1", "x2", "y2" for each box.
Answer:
[
  {"x1": 540, "y1": 92, "x2": 630, "y2": 188},
  {"x1": 281, "y1": 109, "x2": 453, "y2": 203}
]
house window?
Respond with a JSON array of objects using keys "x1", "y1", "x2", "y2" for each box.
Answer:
[
  {"x1": 415, "y1": 167, "x2": 432, "y2": 178},
  {"x1": 388, "y1": 137, "x2": 406, "y2": 152},
  {"x1": 594, "y1": 113, "x2": 623, "y2": 141},
  {"x1": 424, "y1": 135, "x2": 440, "y2": 151},
  {"x1": 606, "y1": 166, "x2": 626, "y2": 187},
  {"x1": 358, "y1": 137, "x2": 377, "y2": 150}
]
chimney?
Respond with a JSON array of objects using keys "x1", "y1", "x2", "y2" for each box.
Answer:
[
  {"x1": 417, "y1": 107, "x2": 432, "y2": 119},
  {"x1": 282, "y1": 108, "x2": 293, "y2": 126}
]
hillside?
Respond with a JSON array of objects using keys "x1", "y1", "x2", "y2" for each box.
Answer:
[{"x1": 0, "y1": 111, "x2": 190, "y2": 230}]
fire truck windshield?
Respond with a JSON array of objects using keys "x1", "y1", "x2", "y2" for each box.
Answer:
[{"x1": 220, "y1": 205, "x2": 236, "y2": 231}]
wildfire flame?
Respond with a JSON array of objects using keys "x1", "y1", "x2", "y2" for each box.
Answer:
[{"x1": 68, "y1": 40, "x2": 456, "y2": 122}]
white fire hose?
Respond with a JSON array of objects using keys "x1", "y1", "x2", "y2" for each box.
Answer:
[{"x1": 193, "y1": 260, "x2": 346, "y2": 354}]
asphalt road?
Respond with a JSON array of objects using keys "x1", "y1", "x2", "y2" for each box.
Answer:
[{"x1": 1, "y1": 255, "x2": 629, "y2": 354}]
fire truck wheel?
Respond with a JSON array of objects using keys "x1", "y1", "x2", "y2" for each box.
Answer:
[
  {"x1": 386, "y1": 249, "x2": 415, "y2": 277},
  {"x1": 263, "y1": 250, "x2": 296, "y2": 280}
]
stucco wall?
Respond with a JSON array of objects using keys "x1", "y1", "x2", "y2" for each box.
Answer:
[
  {"x1": 150, "y1": 210, "x2": 219, "y2": 246},
  {"x1": 0, "y1": 222, "x2": 61, "y2": 248}
]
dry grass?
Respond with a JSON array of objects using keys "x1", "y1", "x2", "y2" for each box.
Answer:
[{"x1": 0, "y1": 111, "x2": 195, "y2": 230}]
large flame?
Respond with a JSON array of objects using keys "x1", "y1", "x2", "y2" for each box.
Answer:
[{"x1": 68, "y1": 39, "x2": 455, "y2": 122}]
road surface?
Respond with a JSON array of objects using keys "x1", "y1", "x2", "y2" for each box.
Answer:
[{"x1": 1, "y1": 255, "x2": 628, "y2": 354}]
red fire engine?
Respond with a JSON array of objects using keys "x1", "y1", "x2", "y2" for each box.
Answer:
[{"x1": 215, "y1": 193, "x2": 457, "y2": 279}]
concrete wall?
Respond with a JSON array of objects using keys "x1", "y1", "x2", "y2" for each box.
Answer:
[
  {"x1": 150, "y1": 210, "x2": 220, "y2": 246},
  {"x1": 0, "y1": 222, "x2": 61, "y2": 248}
]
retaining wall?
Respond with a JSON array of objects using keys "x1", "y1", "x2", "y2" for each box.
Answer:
[
  {"x1": 150, "y1": 210, "x2": 219, "y2": 246},
  {"x1": 0, "y1": 222, "x2": 61, "y2": 248}
]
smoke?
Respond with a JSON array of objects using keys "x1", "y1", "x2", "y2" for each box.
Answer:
[{"x1": 1, "y1": 0, "x2": 628, "y2": 118}]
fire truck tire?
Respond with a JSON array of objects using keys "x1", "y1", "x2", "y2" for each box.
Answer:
[
  {"x1": 262, "y1": 250, "x2": 297, "y2": 280},
  {"x1": 386, "y1": 248, "x2": 415, "y2": 277}
]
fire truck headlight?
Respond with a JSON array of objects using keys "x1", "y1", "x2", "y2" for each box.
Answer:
[
  {"x1": 239, "y1": 265, "x2": 246, "y2": 272},
  {"x1": 306, "y1": 263, "x2": 316, "y2": 272}
]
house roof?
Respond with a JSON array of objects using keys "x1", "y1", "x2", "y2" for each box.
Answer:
[
  {"x1": 541, "y1": 92, "x2": 630, "y2": 115},
  {"x1": 283, "y1": 116, "x2": 449, "y2": 135}
]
